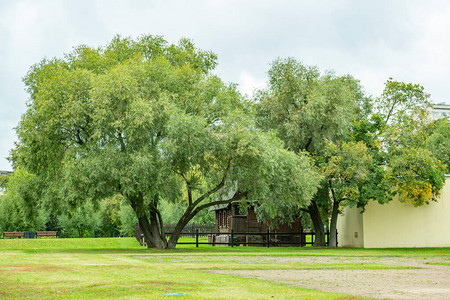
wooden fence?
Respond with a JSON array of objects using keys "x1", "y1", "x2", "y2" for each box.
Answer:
[
  {"x1": 165, "y1": 229, "x2": 335, "y2": 247},
  {"x1": 163, "y1": 223, "x2": 215, "y2": 237},
  {"x1": 136, "y1": 223, "x2": 335, "y2": 247}
]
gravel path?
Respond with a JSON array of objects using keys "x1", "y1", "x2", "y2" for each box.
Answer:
[{"x1": 212, "y1": 256, "x2": 450, "y2": 299}]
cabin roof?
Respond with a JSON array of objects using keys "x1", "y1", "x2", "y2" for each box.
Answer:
[
  {"x1": 209, "y1": 183, "x2": 239, "y2": 211},
  {"x1": 209, "y1": 200, "x2": 243, "y2": 211},
  {"x1": 209, "y1": 203, "x2": 230, "y2": 211}
]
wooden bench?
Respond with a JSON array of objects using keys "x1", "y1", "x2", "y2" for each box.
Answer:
[
  {"x1": 36, "y1": 231, "x2": 58, "y2": 238},
  {"x1": 3, "y1": 232, "x2": 25, "y2": 238}
]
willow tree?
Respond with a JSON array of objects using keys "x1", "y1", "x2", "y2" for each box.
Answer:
[
  {"x1": 12, "y1": 35, "x2": 321, "y2": 248},
  {"x1": 255, "y1": 58, "x2": 364, "y2": 245}
]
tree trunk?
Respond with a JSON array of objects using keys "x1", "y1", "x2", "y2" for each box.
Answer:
[
  {"x1": 129, "y1": 196, "x2": 168, "y2": 249},
  {"x1": 328, "y1": 199, "x2": 339, "y2": 248},
  {"x1": 167, "y1": 219, "x2": 188, "y2": 249},
  {"x1": 308, "y1": 200, "x2": 326, "y2": 246},
  {"x1": 167, "y1": 208, "x2": 194, "y2": 249},
  {"x1": 137, "y1": 213, "x2": 168, "y2": 249}
]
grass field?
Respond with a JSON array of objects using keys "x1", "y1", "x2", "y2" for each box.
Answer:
[{"x1": 0, "y1": 237, "x2": 449, "y2": 299}]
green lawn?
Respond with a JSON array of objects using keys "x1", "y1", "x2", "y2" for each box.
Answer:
[{"x1": 0, "y1": 237, "x2": 449, "y2": 299}]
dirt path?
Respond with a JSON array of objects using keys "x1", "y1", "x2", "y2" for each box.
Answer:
[{"x1": 212, "y1": 257, "x2": 450, "y2": 299}]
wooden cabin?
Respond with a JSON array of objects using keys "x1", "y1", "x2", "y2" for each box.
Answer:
[{"x1": 209, "y1": 201, "x2": 305, "y2": 246}]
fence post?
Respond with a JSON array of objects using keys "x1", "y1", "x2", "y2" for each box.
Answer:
[
  {"x1": 196, "y1": 229, "x2": 199, "y2": 248},
  {"x1": 266, "y1": 229, "x2": 270, "y2": 248},
  {"x1": 230, "y1": 229, "x2": 234, "y2": 247}
]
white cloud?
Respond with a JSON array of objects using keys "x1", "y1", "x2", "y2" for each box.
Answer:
[{"x1": 238, "y1": 72, "x2": 267, "y2": 97}]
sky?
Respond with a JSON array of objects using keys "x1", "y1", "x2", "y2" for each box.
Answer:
[{"x1": 1, "y1": 0, "x2": 450, "y2": 171}]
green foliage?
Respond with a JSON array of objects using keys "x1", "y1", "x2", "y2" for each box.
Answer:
[
  {"x1": 159, "y1": 199, "x2": 214, "y2": 225},
  {"x1": 388, "y1": 148, "x2": 446, "y2": 206},
  {"x1": 377, "y1": 78, "x2": 431, "y2": 126},
  {"x1": 347, "y1": 115, "x2": 392, "y2": 208},
  {"x1": 0, "y1": 174, "x2": 9, "y2": 190},
  {"x1": 251, "y1": 138, "x2": 322, "y2": 225},
  {"x1": 118, "y1": 200, "x2": 137, "y2": 237},
  {"x1": 12, "y1": 36, "x2": 321, "y2": 248},
  {"x1": 255, "y1": 59, "x2": 446, "y2": 247},
  {"x1": 0, "y1": 169, "x2": 46, "y2": 232},
  {"x1": 58, "y1": 200, "x2": 101, "y2": 238},
  {"x1": 256, "y1": 57, "x2": 363, "y2": 155},
  {"x1": 376, "y1": 78, "x2": 432, "y2": 149},
  {"x1": 255, "y1": 58, "x2": 366, "y2": 244},
  {"x1": 321, "y1": 141, "x2": 374, "y2": 206},
  {"x1": 99, "y1": 195, "x2": 122, "y2": 237},
  {"x1": 426, "y1": 118, "x2": 450, "y2": 173},
  {"x1": 373, "y1": 79, "x2": 446, "y2": 205}
]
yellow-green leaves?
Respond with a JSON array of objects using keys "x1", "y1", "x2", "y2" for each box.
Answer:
[
  {"x1": 388, "y1": 148, "x2": 446, "y2": 206},
  {"x1": 321, "y1": 141, "x2": 373, "y2": 205}
]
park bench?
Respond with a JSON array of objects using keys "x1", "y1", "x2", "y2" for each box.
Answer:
[
  {"x1": 3, "y1": 232, "x2": 25, "y2": 238},
  {"x1": 36, "y1": 231, "x2": 58, "y2": 238}
]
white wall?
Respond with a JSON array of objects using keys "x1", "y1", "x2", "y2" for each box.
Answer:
[
  {"x1": 337, "y1": 207, "x2": 364, "y2": 247},
  {"x1": 338, "y1": 176, "x2": 450, "y2": 248}
]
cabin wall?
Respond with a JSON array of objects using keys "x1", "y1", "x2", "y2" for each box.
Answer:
[
  {"x1": 214, "y1": 205, "x2": 302, "y2": 236},
  {"x1": 275, "y1": 217, "x2": 303, "y2": 233},
  {"x1": 231, "y1": 216, "x2": 247, "y2": 232},
  {"x1": 216, "y1": 208, "x2": 233, "y2": 233},
  {"x1": 246, "y1": 208, "x2": 266, "y2": 232}
]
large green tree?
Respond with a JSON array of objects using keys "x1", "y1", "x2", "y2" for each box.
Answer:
[
  {"x1": 320, "y1": 141, "x2": 375, "y2": 247},
  {"x1": 375, "y1": 79, "x2": 446, "y2": 206},
  {"x1": 12, "y1": 36, "x2": 321, "y2": 248},
  {"x1": 255, "y1": 57, "x2": 365, "y2": 245}
]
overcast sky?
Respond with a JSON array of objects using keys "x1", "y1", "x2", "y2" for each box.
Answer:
[{"x1": 1, "y1": 0, "x2": 450, "y2": 171}]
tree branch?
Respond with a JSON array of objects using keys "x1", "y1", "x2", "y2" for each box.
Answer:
[
  {"x1": 384, "y1": 99, "x2": 400, "y2": 126},
  {"x1": 191, "y1": 190, "x2": 248, "y2": 217},
  {"x1": 155, "y1": 208, "x2": 166, "y2": 238},
  {"x1": 302, "y1": 125, "x2": 324, "y2": 152},
  {"x1": 328, "y1": 180, "x2": 340, "y2": 204},
  {"x1": 303, "y1": 137, "x2": 313, "y2": 153},
  {"x1": 299, "y1": 207, "x2": 310, "y2": 213},
  {"x1": 174, "y1": 170, "x2": 193, "y2": 206},
  {"x1": 75, "y1": 128, "x2": 85, "y2": 146},
  {"x1": 117, "y1": 130, "x2": 126, "y2": 152},
  {"x1": 191, "y1": 157, "x2": 232, "y2": 208}
]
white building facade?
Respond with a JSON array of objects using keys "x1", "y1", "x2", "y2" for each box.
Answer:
[
  {"x1": 432, "y1": 103, "x2": 450, "y2": 122},
  {"x1": 337, "y1": 175, "x2": 450, "y2": 248}
]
